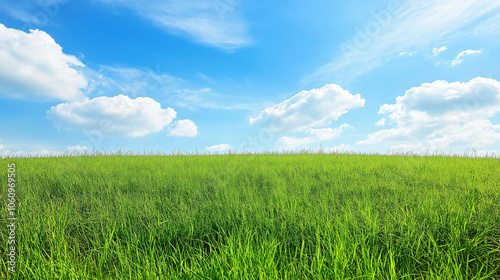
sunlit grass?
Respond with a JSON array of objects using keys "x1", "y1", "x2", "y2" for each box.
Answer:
[{"x1": 1, "y1": 153, "x2": 499, "y2": 279}]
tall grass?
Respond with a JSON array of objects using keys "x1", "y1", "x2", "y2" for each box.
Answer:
[{"x1": 1, "y1": 154, "x2": 499, "y2": 279}]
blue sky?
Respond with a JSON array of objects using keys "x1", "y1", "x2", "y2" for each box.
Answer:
[{"x1": 1, "y1": 0, "x2": 500, "y2": 156}]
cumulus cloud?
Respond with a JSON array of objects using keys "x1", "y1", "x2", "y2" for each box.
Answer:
[
  {"x1": 250, "y1": 84, "x2": 365, "y2": 133},
  {"x1": 0, "y1": 24, "x2": 87, "y2": 101},
  {"x1": 206, "y1": 143, "x2": 231, "y2": 152},
  {"x1": 451, "y1": 49, "x2": 482, "y2": 66},
  {"x1": 95, "y1": 0, "x2": 251, "y2": 49},
  {"x1": 168, "y1": 119, "x2": 198, "y2": 137},
  {"x1": 358, "y1": 77, "x2": 500, "y2": 152},
  {"x1": 276, "y1": 124, "x2": 351, "y2": 150},
  {"x1": 433, "y1": 46, "x2": 448, "y2": 56},
  {"x1": 48, "y1": 95, "x2": 177, "y2": 138}
]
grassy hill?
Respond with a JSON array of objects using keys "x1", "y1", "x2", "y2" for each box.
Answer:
[{"x1": 1, "y1": 154, "x2": 499, "y2": 279}]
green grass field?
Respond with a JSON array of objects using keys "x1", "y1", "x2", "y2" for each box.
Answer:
[{"x1": 1, "y1": 154, "x2": 500, "y2": 279}]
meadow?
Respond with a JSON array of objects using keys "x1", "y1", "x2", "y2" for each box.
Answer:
[{"x1": 1, "y1": 153, "x2": 499, "y2": 279}]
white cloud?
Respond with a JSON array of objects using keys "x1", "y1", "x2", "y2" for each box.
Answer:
[
  {"x1": 399, "y1": 51, "x2": 417, "y2": 57},
  {"x1": 48, "y1": 95, "x2": 177, "y2": 138},
  {"x1": 0, "y1": 24, "x2": 87, "y2": 101},
  {"x1": 451, "y1": 49, "x2": 482, "y2": 66},
  {"x1": 358, "y1": 77, "x2": 500, "y2": 152},
  {"x1": 467, "y1": 8, "x2": 500, "y2": 38},
  {"x1": 168, "y1": 119, "x2": 198, "y2": 137},
  {"x1": 250, "y1": 84, "x2": 365, "y2": 133},
  {"x1": 375, "y1": 118, "x2": 386, "y2": 127},
  {"x1": 95, "y1": 0, "x2": 251, "y2": 49},
  {"x1": 304, "y1": 0, "x2": 500, "y2": 84},
  {"x1": 433, "y1": 45, "x2": 448, "y2": 56},
  {"x1": 206, "y1": 143, "x2": 231, "y2": 152},
  {"x1": 276, "y1": 124, "x2": 351, "y2": 150},
  {"x1": 66, "y1": 145, "x2": 89, "y2": 153}
]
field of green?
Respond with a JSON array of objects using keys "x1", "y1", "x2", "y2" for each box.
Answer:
[{"x1": 1, "y1": 154, "x2": 500, "y2": 279}]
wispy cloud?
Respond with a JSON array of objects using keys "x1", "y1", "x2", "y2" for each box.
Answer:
[
  {"x1": 432, "y1": 46, "x2": 448, "y2": 56},
  {"x1": 464, "y1": 7, "x2": 500, "y2": 39},
  {"x1": 451, "y1": 49, "x2": 482, "y2": 67},
  {"x1": 86, "y1": 65, "x2": 184, "y2": 99},
  {"x1": 169, "y1": 88, "x2": 264, "y2": 111},
  {"x1": 95, "y1": 0, "x2": 252, "y2": 49},
  {"x1": 0, "y1": 0, "x2": 72, "y2": 30},
  {"x1": 399, "y1": 51, "x2": 417, "y2": 57},
  {"x1": 303, "y1": 0, "x2": 500, "y2": 85},
  {"x1": 0, "y1": 1, "x2": 33, "y2": 23}
]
